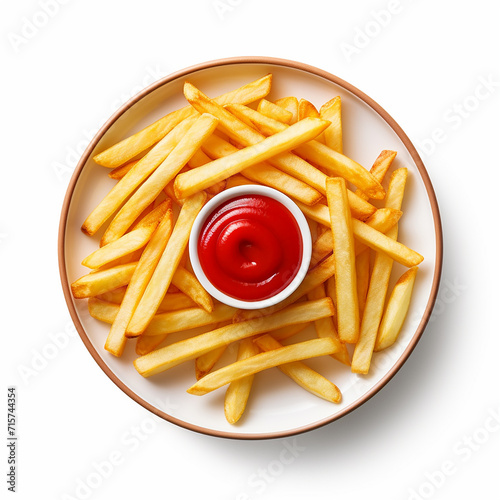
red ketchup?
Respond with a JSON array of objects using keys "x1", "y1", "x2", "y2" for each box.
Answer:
[{"x1": 197, "y1": 194, "x2": 303, "y2": 302}]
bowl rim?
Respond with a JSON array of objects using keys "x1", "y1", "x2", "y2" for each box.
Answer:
[
  {"x1": 58, "y1": 56, "x2": 443, "y2": 440},
  {"x1": 188, "y1": 185, "x2": 312, "y2": 310}
]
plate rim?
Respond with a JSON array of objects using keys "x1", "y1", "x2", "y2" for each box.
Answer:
[{"x1": 58, "y1": 56, "x2": 443, "y2": 440}]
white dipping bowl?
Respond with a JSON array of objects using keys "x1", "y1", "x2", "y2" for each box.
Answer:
[{"x1": 189, "y1": 185, "x2": 312, "y2": 310}]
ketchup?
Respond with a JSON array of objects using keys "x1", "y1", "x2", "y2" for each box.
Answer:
[{"x1": 197, "y1": 194, "x2": 303, "y2": 301}]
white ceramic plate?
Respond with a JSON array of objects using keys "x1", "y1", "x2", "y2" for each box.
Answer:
[{"x1": 59, "y1": 57, "x2": 442, "y2": 439}]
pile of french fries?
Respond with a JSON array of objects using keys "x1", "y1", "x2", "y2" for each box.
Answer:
[{"x1": 70, "y1": 74, "x2": 423, "y2": 424}]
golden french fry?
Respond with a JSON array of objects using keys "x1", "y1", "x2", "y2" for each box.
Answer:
[
  {"x1": 309, "y1": 207, "x2": 402, "y2": 267},
  {"x1": 88, "y1": 297, "x2": 119, "y2": 322},
  {"x1": 356, "y1": 249, "x2": 370, "y2": 319},
  {"x1": 187, "y1": 337, "x2": 337, "y2": 396},
  {"x1": 101, "y1": 114, "x2": 218, "y2": 245},
  {"x1": 195, "y1": 345, "x2": 227, "y2": 380},
  {"x1": 351, "y1": 251, "x2": 394, "y2": 374},
  {"x1": 187, "y1": 148, "x2": 226, "y2": 195},
  {"x1": 82, "y1": 117, "x2": 196, "y2": 235},
  {"x1": 298, "y1": 99, "x2": 320, "y2": 120},
  {"x1": 82, "y1": 225, "x2": 156, "y2": 270},
  {"x1": 201, "y1": 134, "x2": 322, "y2": 206},
  {"x1": 296, "y1": 194, "x2": 376, "y2": 225},
  {"x1": 194, "y1": 319, "x2": 234, "y2": 379},
  {"x1": 296, "y1": 144, "x2": 384, "y2": 199},
  {"x1": 170, "y1": 267, "x2": 213, "y2": 313},
  {"x1": 134, "y1": 298, "x2": 335, "y2": 377},
  {"x1": 224, "y1": 338, "x2": 260, "y2": 424},
  {"x1": 320, "y1": 96, "x2": 342, "y2": 153},
  {"x1": 96, "y1": 248, "x2": 144, "y2": 270},
  {"x1": 326, "y1": 177, "x2": 359, "y2": 343},
  {"x1": 351, "y1": 219, "x2": 423, "y2": 267},
  {"x1": 135, "y1": 324, "x2": 215, "y2": 357},
  {"x1": 126, "y1": 191, "x2": 207, "y2": 336},
  {"x1": 225, "y1": 174, "x2": 256, "y2": 189},
  {"x1": 96, "y1": 287, "x2": 128, "y2": 304},
  {"x1": 233, "y1": 254, "x2": 336, "y2": 322},
  {"x1": 129, "y1": 199, "x2": 171, "y2": 231},
  {"x1": 135, "y1": 333, "x2": 168, "y2": 356},
  {"x1": 98, "y1": 288, "x2": 195, "y2": 312},
  {"x1": 325, "y1": 276, "x2": 337, "y2": 332},
  {"x1": 102, "y1": 208, "x2": 174, "y2": 355},
  {"x1": 258, "y1": 99, "x2": 294, "y2": 124},
  {"x1": 143, "y1": 303, "x2": 236, "y2": 337},
  {"x1": 274, "y1": 96, "x2": 299, "y2": 123},
  {"x1": 174, "y1": 114, "x2": 329, "y2": 199},
  {"x1": 271, "y1": 323, "x2": 310, "y2": 341},
  {"x1": 157, "y1": 293, "x2": 196, "y2": 312},
  {"x1": 375, "y1": 267, "x2": 418, "y2": 351},
  {"x1": 254, "y1": 335, "x2": 342, "y2": 402},
  {"x1": 351, "y1": 167, "x2": 409, "y2": 373},
  {"x1": 355, "y1": 150, "x2": 397, "y2": 201},
  {"x1": 71, "y1": 262, "x2": 137, "y2": 299},
  {"x1": 108, "y1": 159, "x2": 140, "y2": 180},
  {"x1": 93, "y1": 74, "x2": 272, "y2": 168},
  {"x1": 307, "y1": 284, "x2": 350, "y2": 365}
]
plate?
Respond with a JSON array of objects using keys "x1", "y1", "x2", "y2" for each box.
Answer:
[{"x1": 58, "y1": 57, "x2": 442, "y2": 439}]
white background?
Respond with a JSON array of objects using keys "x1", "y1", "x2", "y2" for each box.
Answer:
[{"x1": 2, "y1": 1, "x2": 499, "y2": 499}]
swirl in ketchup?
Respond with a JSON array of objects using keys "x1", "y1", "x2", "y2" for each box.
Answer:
[{"x1": 197, "y1": 194, "x2": 303, "y2": 302}]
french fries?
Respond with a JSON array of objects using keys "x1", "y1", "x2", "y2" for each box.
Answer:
[
  {"x1": 309, "y1": 206, "x2": 403, "y2": 268},
  {"x1": 274, "y1": 97, "x2": 299, "y2": 123},
  {"x1": 134, "y1": 298, "x2": 335, "y2": 377},
  {"x1": 258, "y1": 99, "x2": 294, "y2": 124},
  {"x1": 104, "y1": 205, "x2": 174, "y2": 355},
  {"x1": 254, "y1": 335, "x2": 342, "y2": 403},
  {"x1": 71, "y1": 262, "x2": 137, "y2": 298},
  {"x1": 319, "y1": 96, "x2": 342, "y2": 153},
  {"x1": 82, "y1": 118, "x2": 196, "y2": 236},
  {"x1": 127, "y1": 191, "x2": 207, "y2": 337},
  {"x1": 351, "y1": 168, "x2": 410, "y2": 373},
  {"x1": 93, "y1": 74, "x2": 272, "y2": 168},
  {"x1": 307, "y1": 284, "x2": 350, "y2": 366},
  {"x1": 101, "y1": 114, "x2": 218, "y2": 245},
  {"x1": 171, "y1": 267, "x2": 213, "y2": 313},
  {"x1": 229, "y1": 103, "x2": 384, "y2": 198},
  {"x1": 185, "y1": 85, "x2": 331, "y2": 195},
  {"x1": 298, "y1": 99, "x2": 320, "y2": 120},
  {"x1": 71, "y1": 73, "x2": 425, "y2": 425},
  {"x1": 326, "y1": 178, "x2": 360, "y2": 343},
  {"x1": 174, "y1": 115, "x2": 329, "y2": 199},
  {"x1": 187, "y1": 338, "x2": 338, "y2": 396},
  {"x1": 201, "y1": 134, "x2": 322, "y2": 206},
  {"x1": 224, "y1": 338, "x2": 260, "y2": 424},
  {"x1": 375, "y1": 267, "x2": 418, "y2": 351}
]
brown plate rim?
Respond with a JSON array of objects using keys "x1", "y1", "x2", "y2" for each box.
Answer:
[{"x1": 58, "y1": 56, "x2": 443, "y2": 440}]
